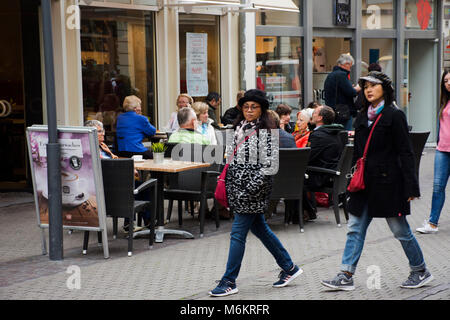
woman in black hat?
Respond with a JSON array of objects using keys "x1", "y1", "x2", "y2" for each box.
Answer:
[
  {"x1": 209, "y1": 89, "x2": 303, "y2": 297},
  {"x1": 321, "y1": 71, "x2": 433, "y2": 291}
]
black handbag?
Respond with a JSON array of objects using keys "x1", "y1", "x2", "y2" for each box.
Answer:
[
  {"x1": 334, "y1": 81, "x2": 351, "y2": 124},
  {"x1": 334, "y1": 104, "x2": 351, "y2": 124}
]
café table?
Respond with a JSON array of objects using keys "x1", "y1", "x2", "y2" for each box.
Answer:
[{"x1": 134, "y1": 158, "x2": 211, "y2": 243}]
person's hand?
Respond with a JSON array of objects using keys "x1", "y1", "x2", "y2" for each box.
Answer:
[
  {"x1": 354, "y1": 84, "x2": 361, "y2": 92},
  {"x1": 134, "y1": 169, "x2": 140, "y2": 180}
]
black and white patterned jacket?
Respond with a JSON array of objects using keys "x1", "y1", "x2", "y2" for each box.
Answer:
[{"x1": 225, "y1": 127, "x2": 279, "y2": 215}]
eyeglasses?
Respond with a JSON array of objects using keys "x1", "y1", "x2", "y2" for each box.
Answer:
[{"x1": 243, "y1": 105, "x2": 261, "y2": 111}]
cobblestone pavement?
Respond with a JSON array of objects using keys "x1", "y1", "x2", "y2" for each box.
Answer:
[{"x1": 1, "y1": 148, "x2": 449, "y2": 301}]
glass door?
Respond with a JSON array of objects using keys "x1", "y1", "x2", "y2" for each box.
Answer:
[
  {"x1": 405, "y1": 39, "x2": 437, "y2": 141},
  {"x1": 312, "y1": 37, "x2": 351, "y2": 105},
  {"x1": 0, "y1": 1, "x2": 40, "y2": 190},
  {"x1": 256, "y1": 36, "x2": 303, "y2": 118}
]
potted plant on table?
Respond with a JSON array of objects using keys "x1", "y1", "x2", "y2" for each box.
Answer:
[{"x1": 151, "y1": 142, "x2": 167, "y2": 164}]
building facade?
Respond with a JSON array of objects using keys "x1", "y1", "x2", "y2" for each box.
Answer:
[{"x1": 0, "y1": 0, "x2": 445, "y2": 190}]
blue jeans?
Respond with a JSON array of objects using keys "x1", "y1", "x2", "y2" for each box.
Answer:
[
  {"x1": 429, "y1": 150, "x2": 450, "y2": 226},
  {"x1": 341, "y1": 205, "x2": 426, "y2": 274},
  {"x1": 222, "y1": 213, "x2": 294, "y2": 283}
]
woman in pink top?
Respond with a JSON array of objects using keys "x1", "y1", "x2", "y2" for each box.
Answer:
[{"x1": 416, "y1": 69, "x2": 450, "y2": 234}]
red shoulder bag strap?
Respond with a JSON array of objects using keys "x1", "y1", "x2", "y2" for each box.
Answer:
[
  {"x1": 227, "y1": 129, "x2": 258, "y2": 164},
  {"x1": 362, "y1": 114, "x2": 383, "y2": 160}
]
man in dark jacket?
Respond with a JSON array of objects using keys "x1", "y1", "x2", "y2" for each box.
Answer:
[
  {"x1": 206, "y1": 92, "x2": 221, "y2": 129},
  {"x1": 221, "y1": 90, "x2": 245, "y2": 126},
  {"x1": 323, "y1": 54, "x2": 361, "y2": 130},
  {"x1": 303, "y1": 105, "x2": 344, "y2": 219}
]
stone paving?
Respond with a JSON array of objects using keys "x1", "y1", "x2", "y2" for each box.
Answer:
[{"x1": 0, "y1": 148, "x2": 449, "y2": 301}]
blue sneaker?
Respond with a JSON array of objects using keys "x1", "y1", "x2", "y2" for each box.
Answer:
[
  {"x1": 273, "y1": 265, "x2": 303, "y2": 287},
  {"x1": 209, "y1": 279, "x2": 238, "y2": 297}
]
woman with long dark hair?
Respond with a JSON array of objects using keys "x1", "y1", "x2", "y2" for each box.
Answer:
[
  {"x1": 321, "y1": 72, "x2": 433, "y2": 291},
  {"x1": 416, "y1": 69, "x2": 450, "y2": 234},
  {"x1": 209, "y1": 89, "x2": 302, "y2": 297}
]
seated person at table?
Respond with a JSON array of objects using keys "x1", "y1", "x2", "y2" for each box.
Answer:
[
  {"x1": 116, "y1": 95, "x2": 156, "y2": 159},
  {"x1": 267, "y1": 110, "x2": 296, "y2": 148},
  {"x1": 303, "y1": 105, "x2": 344, "y2": 220},
  {"x1": 85, "y1": 119, "x2": 149, "y2": 231},
  {"x1": 192, "y1": 101, "x2": 217, "y2": 145},
  {"x1": 84, "y1": 120, "x2": 118, "y2": 159},
  {"x1": 166, "y1": 93, "x2": 194, "y2": 132},
  {"x1": 221, "y1": 90, "x2": 245, "y2": 126},
  {"x1": 293, "y1": 109, "x2": 312, "y2": 148},
  {"x1": 168, "y1": 107, "x2": 211, "y2": 145},
  {"x1": 275, "y1": 103, "x2": 294, "y2": 133}
]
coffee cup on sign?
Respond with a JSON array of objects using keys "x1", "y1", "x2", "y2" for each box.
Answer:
[{"x1": 61, "y1": 172, "x2": 86, "y2": 206}]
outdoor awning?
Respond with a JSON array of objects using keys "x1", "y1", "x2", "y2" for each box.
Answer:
[
  {"x1": 161, "y1": 0, "x2": 241, "y2": 8},
  {"x1": 251, "y1": 0, "x2": 299, "y2": 12}
]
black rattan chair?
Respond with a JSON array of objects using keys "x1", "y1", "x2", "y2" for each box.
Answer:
[
  {"x1": 305, "y1": 144, "x2": 354, "y2": 227},
  {"x1": 408, "y1": 131, "x2": 430, "y2": 184},
  {"x1": 83, "y1": 159, "x2": 157, "y2": 256},
  {"x1": 164, "y1": 143, "x2": 222, "y2": 237},
  {"x1": 269, "y1": 148, "x2": 311, "y2": 233}
]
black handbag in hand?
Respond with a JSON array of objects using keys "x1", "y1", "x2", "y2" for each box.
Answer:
[
  {"x1": 334, "y1": 81, "x2": 351, "y2": 125},
  {"x1": 334, "y1": 104, "x2": 351, "y2": 124}
]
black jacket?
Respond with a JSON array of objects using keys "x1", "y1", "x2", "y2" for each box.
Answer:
[
  {"x1": 308, "y1": 124, "x2": 344, "y2": 169},
  {"x1": 324, "y1": 66, "x2": 358, "y2": 116},
  {"x1": 207, "y1": 103, "x2": 220, "y2": 129},
  {"x1": 221, "y1": 106, "x2": 240, "y2": 126},
  {"x1": 306, "y1": 124, "x2": 344, "y2": 188},
  {"x1": 348, "y1": 104, "x2": 420, "y2": 218}
]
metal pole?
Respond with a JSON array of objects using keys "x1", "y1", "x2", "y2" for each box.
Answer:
[
  {"x1": 239, "y1": 0, "x2": 248, "y2": 90},
  {"x1": 41, "y1": 0, "x2": 63, "y2": 260},
  {"x1": 302, "y1": 0, "x2": 313, "y2": 108}
]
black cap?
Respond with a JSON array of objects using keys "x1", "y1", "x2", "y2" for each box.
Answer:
[
  {"x1": 238, "y1": 89, "x2": 269, "y2": 110},
  {"x1": 359, "y1": 71, "x2": 392, "y2": 87}
]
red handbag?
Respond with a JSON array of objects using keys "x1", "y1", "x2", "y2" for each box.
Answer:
[
  {"x1": 347, "y1": 114, "x2": 382, "y2": 193},
  {"x1": 215, "y1": 130, "x2": 256, "y2": 208}
]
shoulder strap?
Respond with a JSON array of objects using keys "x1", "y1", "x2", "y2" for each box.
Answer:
[
  {"x1": 227, "y1": 130, "x2": 257, "y2": 164},
  {"x1": 362, "y1": 114, "x2": 382, "y2": 159}
]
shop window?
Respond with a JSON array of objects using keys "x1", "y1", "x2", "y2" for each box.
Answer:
[
  {"x1": 362, "y1": 0, "x2": 394, "y2": 30},
  {"x1": 80, "y1": 7, "x2": 156, "y2": 146},
  {"x1": 405, "y1": 0, "x2": 436, "y2": 30},
  {"x1": 256, "y1": 36, "x2": 303, "y2": 116},
  {"x1": 256, "y1": 0, "x2": 302, "y2": 26},
  {"x1": 179, "y1": 14, "x2": 220, "y2": 100},
  {"x1": 312, "y1": 37, "x2": 351, "y2": 105},
  {"x1": 361, "y1": 38, "x2": 395, "y2": 81}
]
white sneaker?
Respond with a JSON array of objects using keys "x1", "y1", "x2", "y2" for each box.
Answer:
[{"x1": 416, "y1": 221, "x2": 438, "y2": 234}]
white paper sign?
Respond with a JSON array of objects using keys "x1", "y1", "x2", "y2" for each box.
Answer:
[
  {"x1": 37, "y1": 138, "x2": 83, "y2": 158},
  {"x1": 186, "y1": 33, "x2": 208, "y2": 97}
]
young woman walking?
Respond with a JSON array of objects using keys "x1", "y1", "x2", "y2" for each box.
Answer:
[
  {"x1": 209, "y1": 89, "x2": 302, "y2": 297},
  {"x1": 321, "y1": 72, "x2": 433, "y2": 291},
  {"x1": 416, "y1": 69, "x2": 450, "y2": 234}
]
